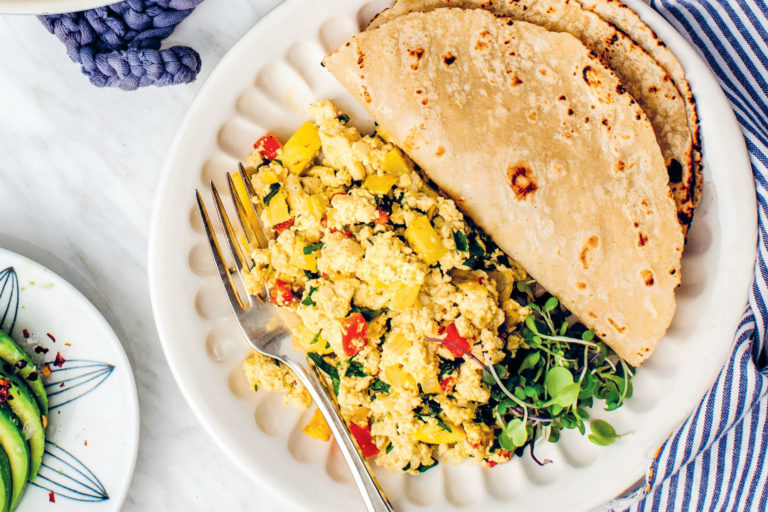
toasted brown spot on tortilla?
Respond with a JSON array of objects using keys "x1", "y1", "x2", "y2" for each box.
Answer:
[
  {"x1": 528, "y1": 111, "x2": 537, "y2": 121},
  {"x1": 669, "y1": 268, "x2": 677, "y2": 275},
  {"x1": 667, "y1": 159, "x2": 683, "y2": 183},
  {"x1": 588, "y1": 311, "x2": 597, "y2": 319},
  {"x1": 408, "y1": 47, "x2": 425, "y2": 70},
  {"x1": 607, "y1": 317, "x2": 627, "y2": 333},
  {"x1": 649, "y1": 85, "x2": 658, "y2": 93},
  {"x1": 510, "y1": 72, "x2": 522, "y2": 85},
  {"x1": 558, "y1": 95, "x2": 566, "y2": 101},
  {"x1": 641, "y1": 269, "x2": 655, "y2": 286},
  {"x1": 421, "y1": 98, "x2": 428, "y2": 105},
  {"x1": 582, "y1": 65, "x2": 592, "y2": 84},
  {"x1": 638, "y1": 232, "x2": 648, "y2": 247},
  {"x1": 615, "y1": 160, "x2": 625, "y2": 173},
  {"x1": 584, "y1": 117, "x2": 590, "y2": 123},
  {"x1": 357, "y1": 49, "x2": 365, "y2": 68},
  {"x1": 507, "y1": 164, "x2": 537, "y2": 200},
  {"x1": 579, "y1": 236, "x2": 599, "y2": 269},
  {"x1": 443, "y1": 52, "x2": 457, "y2": 65},
  {"x1": 436, "y1": 146, "x2": 446, "y2": 156},
  {"x1": 616, "y1": 84, "x2": 626, "y2": 95},
  {"x1": 568, "y1": 108, "x2": 574, "y2": 115},
  {"x1": 416, "y1": 89, "x2": 423, "y2": 94},
  {"x1": 576, "y1": 282, "x2": 586, "y2": 290}
]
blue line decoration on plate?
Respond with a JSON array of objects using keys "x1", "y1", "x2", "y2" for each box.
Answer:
[
  {"x1": 0, "y1": 267, "x2": 19, "y2": 335},
  {"x1": 45, "y1": 360, "x2": 116, "y2": 410},
  {"x1": 30, "y1": 442, "x2": 109, "y2": 502}
]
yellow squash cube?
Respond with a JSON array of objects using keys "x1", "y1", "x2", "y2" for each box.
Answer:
[
  {"x1": 363, "y1": 174, "x2": 398, "y2": 195},
  {"x1": 305, "y1": 193, "x2": 329, "y2": 219},
  {"x1": 383, "y1": 149, "x2": 413, "y2": 176},
  {"x1": 302, "y1": 409, "x2": 332, "y2": 441},
  {"x1": 390, "y1": 282, "x2": 420, "y2": 310},
  {"x1": 281, "y1": 121, "x2": 321, "y2": 174},
  {"x1": 265, "y1": 190, "x2": 291, "y2": 226},
  {"x1": 383, "y1": 365, "x2": 417, "y2": 390},
  {"x1": 412, "y1": 421, "x2": 465, "y2": 444},
  {"x1": 405, "y1": 214, "x2": 447, "y2": 265}
]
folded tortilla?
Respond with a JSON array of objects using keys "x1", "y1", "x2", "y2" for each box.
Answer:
[
  {"x1": 325, "y1": 8, "x2": 684, "y2": 365},
  {"x1": 368, "y1": 0, "x2": 699, "y2": 233}
]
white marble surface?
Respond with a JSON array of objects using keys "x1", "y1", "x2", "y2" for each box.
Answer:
[{"x1": 0, "y1": 1, "x2": 298, "y2": 510}]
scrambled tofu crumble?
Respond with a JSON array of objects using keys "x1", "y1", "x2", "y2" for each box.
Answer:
[{"x1": 242, "y1": 100, "x2": 532, "y2": 473}]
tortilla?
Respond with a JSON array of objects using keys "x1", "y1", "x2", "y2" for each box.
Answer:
[
  {"x1": 368, "y1": 0, "x2": 698, "y2": 232},
  {"x1": 324, "y1": 8, "x2": 684, "y2": 365},
  {"x1": 578, "y1": 0, "x2": 702, "y2": 217}
]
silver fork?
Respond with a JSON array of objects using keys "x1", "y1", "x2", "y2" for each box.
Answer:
[{"x1": 195, "y1": 166, "x2": 393, "y2": 512}]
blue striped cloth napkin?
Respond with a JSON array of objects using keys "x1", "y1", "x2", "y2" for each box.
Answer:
[{"x1": 614, "y1": 1, "x2": 768, "y2": 510}]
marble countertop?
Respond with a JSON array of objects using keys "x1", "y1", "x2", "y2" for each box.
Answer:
[{"x1": 0, "y1": 1, "x2": 296, "y2": 509}]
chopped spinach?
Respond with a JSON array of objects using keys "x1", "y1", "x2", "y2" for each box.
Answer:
[
  {"x1": 308, "y1": 352, "x2": 340, "y2": 395},
  {"x1": 371, "y1": 379, "x2": 391, "y2": 394},
  {"x1": 350, "y1": 305, "x2": 385, "y2": 321},
  {"x1": 263, "y1": 183, "x2": 281, "y2": 206},
  {"x1": 438, "y1": 358, "x2": 462, "y2": 380},
  {"x1": 301, "y1": 287, "x2": 318, "y2": 307},
  {"x1": 345, "y1": 360, "x2": 367, "y2": 378},
  {"x1": 453, "y1": 230, "x2": 468, "y2": 252},
  {"x1": 303, "y1": 242, "x2": 324, "y2": 255}
]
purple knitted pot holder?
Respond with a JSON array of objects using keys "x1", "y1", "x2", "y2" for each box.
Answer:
[{"x1": 39, "y1": 0, "x2": 205, "y2": 90}]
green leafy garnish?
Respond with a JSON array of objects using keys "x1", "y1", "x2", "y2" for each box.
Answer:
[
  {"x1": 337, "y1": 114, "x2": 350, "y2": 124},
  {"x1": 498, "y1": 419, "x2": 528, "y2": 451},
  {"x1": 263, "y1": 183, "x2": 281, "y2": 206},
  {"x1": 463, "y1": 233, "x2": 485, "y2": 269},
  {"x1": 303, "y1": 242, "x2": 324, "y2": 254},
  {"x1": 587, "y1": 420, "x2": 626, "y2": 446},
  {"x1": 308, "y1": 352, "x2": 340, "y2": 395},
  {"x1": 417, "y1": 460, "x2": 439, "y2": 473},
  {"x1": 438, "y1": 358, "x2": 462, "y2": 380}
]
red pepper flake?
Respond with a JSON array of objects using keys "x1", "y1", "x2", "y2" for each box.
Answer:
[
  {"x1": 477, "y1": 276, "x2": 485, "y2": 284},
  {"x1": 47, "y1": 333, "x2": 56, "y2": 342},
  {"x1": 273, "y1": 218, "x2": 295, "y2": 234},
  {"x1": 42, "y1": 365, "x2": 52, "y2": 378},
  {"x1": 49, "y1": 491, "x2": 55, "y2": 503},
  {"x1": 84, "y1": 440, "x2": 88, "y2": 447},
  {"x1": 253, "y1": 134, "x2": 282, "y2": 161},
  {"x1": 330, "y1": 191, "x2": 348, "y2": 200},
  {"x1": 374, "y1": 207, "x2": 390, "y2": 225},
  {"x1": 53, "y1": 352, "x2": 66, "y2": 368},
  {"x1": 329, "y1": 226, "x2": 353, "y2": 237},
  {"x1": 0, "y1": 379, "x2": 10, "y2": 403},
  {"x1": 64, "y1": 343, "x2": 72, "y2": 347},
  {"x1": 22, "y1": 329, "x2": 30, "y2": 339}
]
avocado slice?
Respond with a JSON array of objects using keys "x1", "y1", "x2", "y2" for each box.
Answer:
[
  {"x1": 0, "y1": 330, "x2": 47, "y2": 415},
  {"x1": 0, "y1": 448, "x2": 12, "y2": 512},
  {"x1": 0, "y1": 373, "x2": 43, "y2": 480},
  {"x1": 0, "y1": 405, "x2": 28, "y2": 510}
]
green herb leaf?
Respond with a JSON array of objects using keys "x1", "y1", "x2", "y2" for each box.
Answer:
[
  {"x1": 303, "y1": 242, "x2": 324, "y2": 254},
  {"x1": 345, "y1": 360, "x2": 367, "y2": 378},
  {"x1": 337, "y1": 114, "x2": 350, "y2": 124},
  {"x1": 436, "y1": 418, "x2": 452, "y2": 433},
  {"x1": 453, "y1": 230, "x2": 468, "y2": 252},
  {"x1": 417, "y1": 460, "x2": 439, "y2": 473},
  {"x1": 308, "y1": 352, "x2": 340, "y2": 395},
  {"x1": 301, "y1": 287, "x2": 318, "y2": 307},
  {"x1": 350, "y1": 305, "x2": 385, "y2": 321},
  {"x1": 371, "y1": 379, "x2": 391, "y2": 394},
  {"x1": 386, "y1": 443, "x2": 394, "y2": 454},
  {"x1": 263, "y1": 183, "x2": 281, "y2": 205},
  {"x1": 463, "y1": 234, "x2": 485, "y2": 269},
  {"x1": 438, "y1": 358, "x2": 462, "y2": 380},
  {"x1": 518, "y1": 351, "x2": 540, "y2": 372},
  {"x1": 304, "y1": 270, "x2": 320, "y2": 280}
]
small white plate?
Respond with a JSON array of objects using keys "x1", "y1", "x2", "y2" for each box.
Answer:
[
  {"x1": 0, "y1": 247, "x2": 139, "y2": 511},
  {"x1": 148, "y1": 0, "x2": 757, "y2": 510},
  {"x1": 0, "y1": 0, "x2": 112, "y2": 15}
]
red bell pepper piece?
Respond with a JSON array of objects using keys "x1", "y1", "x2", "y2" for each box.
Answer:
[
  {"x1": 342, "y1": 312, "x2": 368, "y2": 357},
  {"x1": 270, "y1": 279, "x2": 297, "y2": 306},
  {"x1": 439, "y1": 376, "x2": 456, "y2": 394},
  {"x1": 349, "y1": 422, "x2": 379, "y2": 458},
  {"x1": 439, "y1": 322, "x2": 471, "y2": 358},
  {"x1": 273, "y1": 218, "x2": 295, "y2": 234},
  {"x1": 253, "y1": 134, "x2": 282, "y2": 161},
  {"x1": 374, "y1": 207, "x2": 390, "y2": 225}
]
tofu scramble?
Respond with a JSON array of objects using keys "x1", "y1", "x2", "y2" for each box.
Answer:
[
  {"x1": 240, "y1": 101, "x2": 634, "y2": 472},
  {"x1": 241, "y1": 101, "x2": 533, "y2": 471}
]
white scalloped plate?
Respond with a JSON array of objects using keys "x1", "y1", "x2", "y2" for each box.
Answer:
[
  {"x1": 148, "y1": 0, "x2": 756, "y2": 510},
  {"x1": 0, "y1": 0, "x2": 112, "y2": 15}
]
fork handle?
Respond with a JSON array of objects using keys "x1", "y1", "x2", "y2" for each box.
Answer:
[{"x1": 286, "y1": 360, "x2": 394, "y2": 512}]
